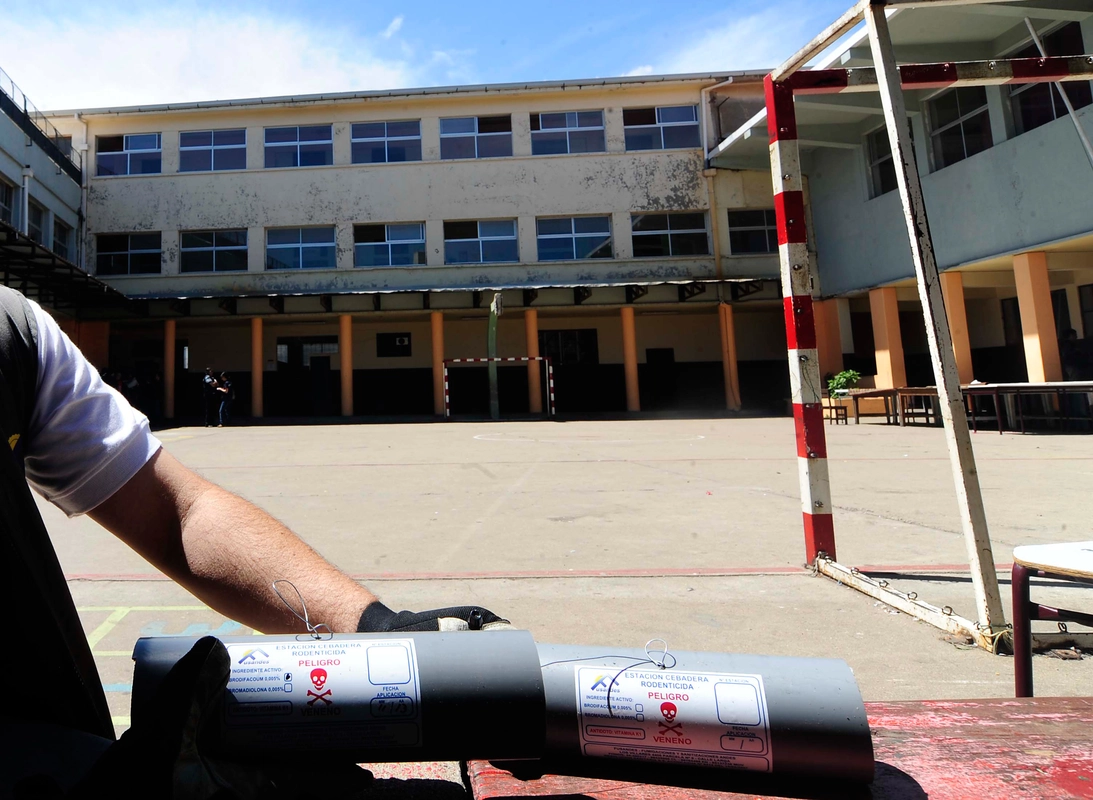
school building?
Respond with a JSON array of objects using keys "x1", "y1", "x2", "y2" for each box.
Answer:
[{"x1": 0, "y1": 1, "x2": 1090, "y2": 422}]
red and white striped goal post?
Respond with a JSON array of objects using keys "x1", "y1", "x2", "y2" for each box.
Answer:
[{"x1": 442, "y1": 357, "x2": 556, "y2": 419}]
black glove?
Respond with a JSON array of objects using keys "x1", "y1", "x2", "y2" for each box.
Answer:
[{"x1": 357, "y1": 601, "x2": 512, "y2": 632}]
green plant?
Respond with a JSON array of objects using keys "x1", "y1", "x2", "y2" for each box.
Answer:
[{"x1": 827, "y1": 369, "x2": 861, "y2": 396}]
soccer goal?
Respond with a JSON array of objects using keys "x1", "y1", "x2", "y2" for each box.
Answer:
[{"x1": 443, "y1": 357, "x2": 556, "y2": 419}]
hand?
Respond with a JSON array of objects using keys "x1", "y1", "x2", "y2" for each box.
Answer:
[{"x1": 357, "y1": 601, "x2": 512, "y2": 632}]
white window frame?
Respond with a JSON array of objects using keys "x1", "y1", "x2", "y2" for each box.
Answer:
[
  {"x1": 179, "y1": 129, "x2": 247, "y2": 172},
  {"x1": 623, "y1": 106, "x2": 700, "y2": 151},
  {"x1": 926, "y1": 87, "x2": 992, "y2": 170},
  {"x1": 180, "y1": 229, "x2": 249, "y2": 273},
  {"x1": 535, "y1": 216, "x2": 613, "y2": 261},
  {"x1": 27, "y1": 199, "x2": 46, "y2": 245},
  {"x1": 263, "y1": 126, "x2": 334, "y2": 169},
  {"x1": 0, "y1": 180, "x2": 13, "y2": 225},
  {"x1": 353, "y1": 222, "x2": 426, "y2": 267},
  {"x1": 350, "y1": 121, "x2": 423, "y2": 164},
  {"x1": 443, "y1": 219, "x2": 519, "y2": 264},
  {"x1": 439, "y1": 116, "x2": 513, "y2": 160},
  {"x1": 96, "y1": 133, "x2": 162, "y2": 176},
  {"x1": 265, "y1": 227, "x2": 337, "y2": 270},
  {"x1": 726, "y1": 210, "x2": 778, "y2": 255},
  {"x1": 631, "y1": 212, "x2": 710, "y2": 258},
  {"x1": 530, "y1": 111, "x2": 606, "y2": 155},
  {"x1": 95, "y1": 233, "x2": 162, "y2": 276},
  {"x1": 52, "y1": 217, "x2": 72, "y2": 260}
]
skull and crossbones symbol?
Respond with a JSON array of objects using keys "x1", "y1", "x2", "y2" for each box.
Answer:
[
  {"x1": 307, "y1": 668, "x2": 333, "y2": 706},
  {"x1": 658, "y1": 702, "x2": 682, "y2": 735}
]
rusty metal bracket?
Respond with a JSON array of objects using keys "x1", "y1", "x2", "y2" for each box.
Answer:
[
  {"x1": 168, "y1": 298, "x2": 190, "y2": 316},
  {"x1": 372, "y1": 294, "x2": 381, "y2": 312},
  {"x1": 730, "y1": 280, "x2": 765, "y2": 301},
  {"x1": 319, "y1": 294, "x2": 332, "y2": 313},
  {"x1": 523, "y1": 288, "x2": 538, "y2": 307},
  {"x1": 573, "y1": 286, "x2": 593, "y2": 305},
  {"x1": 677, "y1": 282, "x2": 707, "y2": 302},
  {"x1": 472, "y1": 291, "x2": 482, "y2": 309},
  {"x1": 218, "y1": 297, "x2": 237, "y2": 315},
  {"x1": 268, "y1": 296, "x2": 284, "y2": 314},
  {"x1": 423, "y1": 292, "x2": 431, "y2": 310},
  {"x1": 625, "y1": 285, "x2": 649, "y2": 304}
]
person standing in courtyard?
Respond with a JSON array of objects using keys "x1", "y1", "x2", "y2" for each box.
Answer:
[
  {"x1": 202, "y1": 366, "x2": 218, "y2": 427},
  {"x1": 217, "y1": 371, "x2": 234, "y2": 427}
]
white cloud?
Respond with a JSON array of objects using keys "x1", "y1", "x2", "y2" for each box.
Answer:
[
  {"x1": 382, "y1": 16, "x2": 404, "y2": 40},
  {"x1": 4, "y1": 9, "x2": 454, "y2": 110},
  {"x1": 646, "y1": 4, "x2": 831, "y2": 75},
  {"x1": 625, "y1": 65, "x2": 655, "y2": 77}
]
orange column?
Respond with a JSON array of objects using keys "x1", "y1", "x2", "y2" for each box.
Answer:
[
  {"x1": 163, "y1": 319, "x2": 175, "y2": 420},
  {"x1": 76, "y1": 321, "x2": 111, "y2": 369},
  {"x1": 939, "y1": 271, "x2": 974, "y2": 384},
  {"x1": 1013, "y1": 252, "x2": 1062, "y2": 383},
  {"x1": 621, "y1": 306, "x2": 640, "y2": 412},
  {"x1": 525, "y1": 309, "x2": 542, "y2": 413},
  {"x1": 251, "y1": 317, "x2": 263, "y2": 418},
  {"x1": 869, "y1": 287, "x2": 906, "y2": 388},
  {"x1": 339, "y1": 314, "x2": 353, "y2": 417},
  {"x1": 813, "y1": 300, "x2": 844, "y2": 379},
  {"x1": 718, "y1": 304, "x2": 742, "y2": 410},
  {"x1": 431, "y1": 311, "x2": 445, "y2": 416}
]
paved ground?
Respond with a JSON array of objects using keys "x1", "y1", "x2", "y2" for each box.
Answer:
[{"x1": 44, "y1": 417, "x2": 1093, "y2": 739}]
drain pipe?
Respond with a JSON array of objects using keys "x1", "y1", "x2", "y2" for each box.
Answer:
[
  {"x1": 700, "y1": 78, "x2": 735, "y2": 164},
  {"x1": 701, "y1": 78, "x2": 734, "y2": 303},
  {"x1": 76, "y1": 112, "x2": 89, "y2": 269},
  {"x1": 1024, "y1": 18, "x2": 1093, "y2": 171}
]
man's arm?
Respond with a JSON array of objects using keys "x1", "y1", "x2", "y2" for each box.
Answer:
[{"x1": 89, "y1": 448, "x2": 377, "y2": 634}]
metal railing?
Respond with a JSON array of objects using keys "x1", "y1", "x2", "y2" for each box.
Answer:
[{"x1": 0, "y1": 65, "x2": 82, "y2": 174}]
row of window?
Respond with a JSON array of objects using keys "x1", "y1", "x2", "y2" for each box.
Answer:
[
  {"x1": 0, "y1": 179, "x2": 74, "y2": 259},
  {"x1": 94, "y1": 105, "x2": 700, "y2": 176},
  {"x1": 94, "y1": 210, "x2": 769, "y2": 275},
  {"x1": 865, "y1": 22, "x2": 1091, "y2": 197}
]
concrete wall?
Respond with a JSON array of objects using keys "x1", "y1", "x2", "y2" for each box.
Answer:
[
  {"x1": 0, "y1": 108, "x2": 81, "y2": 247},
  {"x1": 47, "y1": 79, "x2": 777, "y2": 298},
  {"x1": 809, "y1": 100, "x2": 1093, "y2": 296}
]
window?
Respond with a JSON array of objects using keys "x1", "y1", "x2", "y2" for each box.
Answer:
[
  {"x1": 1009, "y1": 23, "x2": 1092, "y2": 136},
  {"x1": 444, "y1": 220, "x2": 518, "y2": 264},
  {"x1": 96, "y1": 133, "x2": 162, "y2": 176},
  {"x1": 351, "y1": 121, "x2": 422, "y2": 163},
  {"x1": 631, "y1": 213, "x2": 708, "y2": 257},
  {"x1": 266, "y1": 227, "x2": 336, "y2": 270},
  {"x1": 536, "y1": 217, "x2": 612, "y2": 261},
  {"x1": 264, "y1": 126, "x2": 333, "y2": 168},
  {"x1": 180, "y1": 129, "x2": 247, "y2": 172},
  {"x1": 353, "y1": 223, "x2": 426, "y2": 267},
  {"x1": 1001, "y1": 297, "x2": 1023, "y2": 347},
  {"x1": 1079, "y1": 284, "x2": 1093, "y2": 338},
  {"x1": 96, "y1": 233, "x2": 162, "y2": 275},
  {"x1": 52, "y1": 218, "x2": 72, "y2": 260},
  {"x1": 180, "y1": 230, "x2": 248, "y2": 272},
  {"x1": 0, "y1": 181, "x2": 12, "y2": 224},
  {"x1": 539, "y1": 329, "x2": 599, "y2": 366},
  {"x1": 530, "y1": 111, "x2": 605, "y2": 155},
  {"x1": 928, "y1": 87, "x2": 992, "y2": 169},
  {"x1": 623, "y1": 106, "x2": 700, "y2": 151},
  {"x1": 439, "y1": 116, "x2": 512, "y2": 159},
  {"x1": 726, "y1": 210, "x2": 778, "y2": 254},
  {"x1": 27, "y1": 200, "x2": 45, "y2": 245},
  {"x1": 377, "y1": 332, "x2": 412, "y2": 357},
  {"x1": 865, "y1": 127, "x2": 898, "y2": 197}
]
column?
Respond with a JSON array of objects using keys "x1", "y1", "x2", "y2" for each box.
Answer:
[
  {"x1": 251, "y1": 317, "x2": 263, "y2": 418},
  {"x1": 339, "y1": 314, "x2": 353, "y2": 417},
  {"x1": 869, "y1": 287, "x2": 906, "y2": 388},
  {"x1": 718, "y1": 304, "x2": 742, "y2": 411},
  {"x1": 163, "y1": 319, "x2": 175, "y2": 420},
  {"x1": 76, "y1": 321, "x2": 110, "y2": 369},
  {"x1": 431, "y1": 311, "x2": 445, "y2": 416},
  {"x1": 813, "y1": 300, "x2": 844, "y2": 378},
  {"x1": 1013, "y1": 252, "x2": 1062, "y2": 383},
  {"x1": 939, "y1": 271, "x2": 974, "y2": 384},
  {"x1": 525, "y1": 308, "x2": 542, "y2": 413},
  {"x1": 621, "y1": 306, "x2": 640, "y2": 412}
]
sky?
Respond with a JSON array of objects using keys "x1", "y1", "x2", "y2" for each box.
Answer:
[{"x1": 5, "y1": 0, "x2": 852, "y2": 110}]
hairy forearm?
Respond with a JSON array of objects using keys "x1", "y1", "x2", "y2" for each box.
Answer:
[{"x1": 91, "y1": 450, "x2": 376, "y2": 633}]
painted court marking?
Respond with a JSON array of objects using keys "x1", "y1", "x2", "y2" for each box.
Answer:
[{"x1": 472, "y1": 432, "x2": 708, "y2": 444}]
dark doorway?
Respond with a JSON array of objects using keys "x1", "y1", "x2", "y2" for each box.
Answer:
[{"x1": 269, "y1": 336, "x2": 339, "y2": 416}]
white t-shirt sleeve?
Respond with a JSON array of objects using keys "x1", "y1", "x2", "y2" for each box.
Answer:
[{"x1": 23, "y1": 300, "x2": 162, "y2": 517}]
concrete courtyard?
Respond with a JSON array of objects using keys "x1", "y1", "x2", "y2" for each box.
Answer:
[{"x1": 43, "y1": 417, "x2": 1093, "y2": 733}]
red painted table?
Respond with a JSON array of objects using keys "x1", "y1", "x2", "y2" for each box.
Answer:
[{"x1": 468, "y1": 698, "x2": 1093, "y2": 799}]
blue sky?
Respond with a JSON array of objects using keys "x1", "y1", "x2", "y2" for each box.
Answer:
[{"x1": 7, "y1": 0, "x2": 851, "y2": 109}]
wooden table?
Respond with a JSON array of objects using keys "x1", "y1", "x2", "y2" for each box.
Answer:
[
  {"x1": 964, "y1": 382, "x2": 1093, "y2": 434},
  {"x1": 847, "y1": 388, "x2": 898, "y2": 425},
  {"x1": 468, "y1": 698, "x2": 1093, "y2": 799},
  {"x1": 1012, "y1": 541, "x2": 1093, "y2": 697}
]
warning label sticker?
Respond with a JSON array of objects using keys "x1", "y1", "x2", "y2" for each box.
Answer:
[
  {"x1": 222, "y1": 639, "x2": 421, "y2": 750},
  {"x1": 574, "y1": 666, "x2": 771, "y2": 772}
]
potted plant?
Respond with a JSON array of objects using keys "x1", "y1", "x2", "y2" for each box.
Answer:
[{"x1": 827, "y1": 369, "x2": 861, "y2": 398}]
